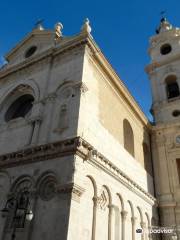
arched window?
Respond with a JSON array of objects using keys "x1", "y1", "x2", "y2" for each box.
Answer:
[
  {"x1": 143, "y1": 142, "x2": 153, "y2": 176},
  {"x1": 123, "y1": 119, "x2": 134, "y2": 157},
  {"x1": 165, "y1": 75, "x2": 180, "y2": 99},
  {"x1": 5, "y1": 94, "x2": 34, "y2": 122}
]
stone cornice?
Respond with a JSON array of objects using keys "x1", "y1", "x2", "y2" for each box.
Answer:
[
  {"x1": 0, "y1": 136, "x2": 156, "y2": 205},
  {"x1": 145, "y1": 51, "x2": 180, "y2": 74},
  {"x1": 152, "y1": 121, "x2": 180, "y2": 131}
]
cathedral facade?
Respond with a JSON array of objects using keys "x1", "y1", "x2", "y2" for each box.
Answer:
[{"x1": 0, "y1": 18, "x2": 179, "y2": 240}]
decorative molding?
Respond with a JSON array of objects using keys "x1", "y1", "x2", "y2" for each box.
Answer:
[
  {"x1": 0, "y1": 136, "x2": 156, "y2": 204},
  {"x1": 57, "y1": 182, "x2": 85, "y2": 202},
  {"x1": 43, "y1": 93, "x2": 57, "y2": 103},
  {"x1": 98, "y1": 190, "x2": 108, "y2": 210}
]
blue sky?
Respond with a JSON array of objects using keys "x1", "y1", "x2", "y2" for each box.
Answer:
[{"x1": 1, "y1": 0, "x2": 180, "y2": 119}]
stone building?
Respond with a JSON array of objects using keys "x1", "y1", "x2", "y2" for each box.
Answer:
[{"x1": 0, "y1": 17, "x2": 179, "y2": 240}]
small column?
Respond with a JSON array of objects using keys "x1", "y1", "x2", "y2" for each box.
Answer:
[
  {"x1": 108, "y1": 204, "x2": 114, "y2": 240},
  {"x1": 92, "y1": 196, "x2": 98, "y2": 240},
  {"x1": 29, "y1": 101, "x2": 43, "y2": 145},
  {"x1": 131, "y1": 217, "x2": 137, "y2": 240},
  {"x1": 140, "y1": 221, "x2": 146, "y2": 240},
  {"x1": 148, "y1": 226, "x2": 152, "y2": 240},
  {"x1": 121, "y1": 210, "x2": 128, "y2": 240}
]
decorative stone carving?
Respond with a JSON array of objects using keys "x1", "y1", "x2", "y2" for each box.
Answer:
[
  {"x1": 44, "y1": 93, "x2": 57, "y2": 103},
  {"x1": 81, "y1": 18, "x2": 92, "y2": 35},
  {"x1": 57, "y1": 182, "x2": 85, "y2": 203},
  {"x1": 38, "y1": 175, "x2": 57, "y2": 201},
  {"x1": 98, "y1": 189, "x2": 109, "y2": 210},
  {"x1": 61, "y1": 87, "x2": 74, "y2": 100},
  {"x1": 0, "y1": 137, "x2": 156, "y2": 204}
]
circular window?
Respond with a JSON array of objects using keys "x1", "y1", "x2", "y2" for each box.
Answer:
[
  {"x1": 25, "y1": 46, "x2": 37, "y2": 58},
  {"x1": 160, "y1": 44, "x2": 172, "y2": 55},
  {"x1": 5, "y1": 94, "x2": 34, "y2": 122},
  {"x1": 172, "y1": 110, "x2": 180, "y2": 117}
]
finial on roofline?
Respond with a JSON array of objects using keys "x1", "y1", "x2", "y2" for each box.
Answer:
[
  {"x1": 34, "y1": 19, "x2": 44, "y2": 31},
  {"x1": 81, "y1": 18, "x2": 92, "y2": 34}
]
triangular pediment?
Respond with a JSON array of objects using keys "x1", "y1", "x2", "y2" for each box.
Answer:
[{"x1": 5, "y1": 28, "x2": 55, "y2": 66}]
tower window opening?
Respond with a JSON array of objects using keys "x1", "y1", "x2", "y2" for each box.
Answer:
[
  {"x1": 5, "y1": 94, "x2": 34, "y2": 122},
  {"x1": 165, "y1": 75, "x2": 180, "y2": 99},
  {"x1": 160, "y1": 44, "x2": 172, "y2": 55},
  {"x1": 172, "y1": 110, "x2": 180, "y2": 117}
]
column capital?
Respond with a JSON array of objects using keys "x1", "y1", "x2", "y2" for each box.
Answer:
[
  {"x1": 108, "y1": 204, "x2": 117, "y2": 209},
  {"x1": 131, "y1": 217, "x2": 137, "y2": 224},
  {"x1": 121, "y1": 210, "x2": 128, "y2": 219},
  {"x1": 140, "y1": 221, "x2": 146, "y2": 228}
]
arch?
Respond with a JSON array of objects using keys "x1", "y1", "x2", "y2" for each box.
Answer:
[
  {"x1": 55, "y1": 81, "x2": 76, "y2": 103},
  {"x1": 165, "y1": 75, "x2": 180, "y2": 99},
  {"x1": 10, "y1": 175, "x2": 34, "y2": 194},
  {"x1": 145, "y1": 212, "x2": 150, "y2": 227},
  {"x1": 5, "y1": 94, "x2": 34, "y2": 122},
  {"x1": 123, "y1": 119, "x2": 134, "y2": 157},
  {"x1": 86, "y1": 175, "x2": 97, "y2": 198},
  {"x1": 0, "y1": 79, "x2": 40, "y2": 104},
  {"x1": 36, "y1": 171, "x2": 58, "y2": 201},
  {"x1": 36, "y1": 171, "x2": 58, "y2": 188},
  {"x1": 137, "y1": 206, "x2": 144, "y2": 223},
  {"x1": 4, "y1": 175, "x2": 34, "y2": 231},
  {"x1": 102, "y1": 185, "x2": 112, "y2": 205},
  {"x1": 0, "y1": 81, "x2": 39, "y2": 122},
  {"x1": 56, "y1": 80, "x2": 74, "y2": 93},
  {"x1": 127, "y1": 200, "x2": 134, "y2": 218},
  {"x1": 116, "y1": 193, "x2": 124, "y2": 211}
]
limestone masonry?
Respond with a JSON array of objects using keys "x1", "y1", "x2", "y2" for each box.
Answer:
[{"x1": 0, "y1": 18, "x2": 179, "y2": 240}]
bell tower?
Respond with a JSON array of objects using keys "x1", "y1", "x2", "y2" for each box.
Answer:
[{"x1": 146, "y1": 18, "x2": 180, "y2": 237}]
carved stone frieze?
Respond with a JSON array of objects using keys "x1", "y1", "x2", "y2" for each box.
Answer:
[
  {"x1": 57, "y1": 182, "x2": 85, "y2": 202},
  {"x1": 0, "y1": 136, "x2": 156, "y2": 204}
]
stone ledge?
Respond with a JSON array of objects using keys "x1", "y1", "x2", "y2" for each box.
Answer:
[{"x1": 0, "y1": 136, "x2": 156, "y2": 205}]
